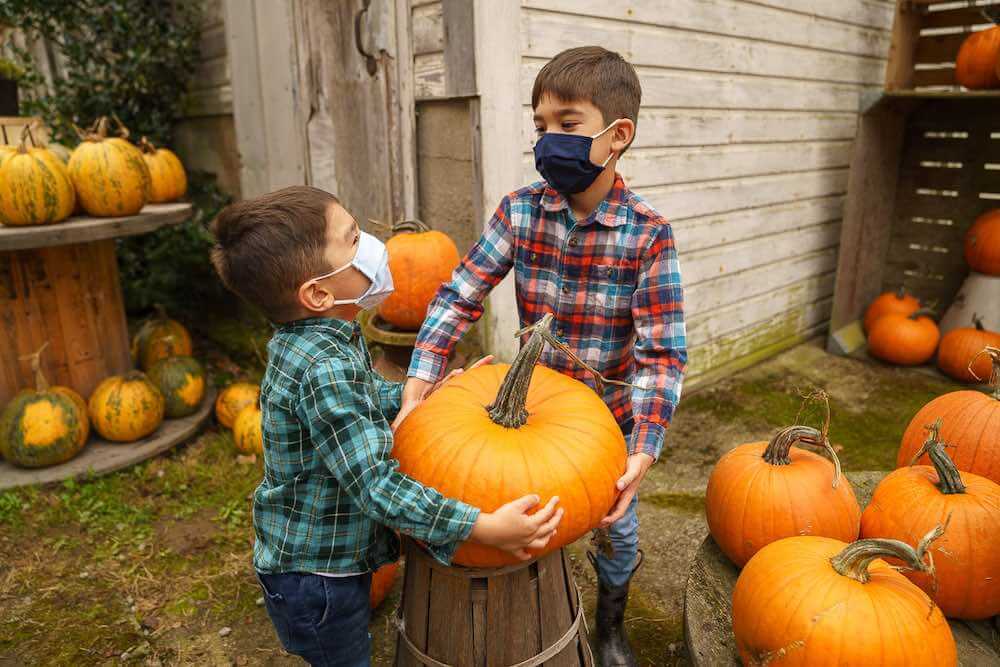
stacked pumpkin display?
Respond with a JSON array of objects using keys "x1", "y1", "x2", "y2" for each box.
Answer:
[
  {"x1": 0, "y1": 116, "x2": 188, "y2": 227},
  {"x1": 707, "y1": 347, "x2": 1000, "y2": 666}
]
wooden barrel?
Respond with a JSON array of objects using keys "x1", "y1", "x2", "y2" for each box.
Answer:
[{"x1": 395, "y1": 539, "x2": 593, "y2": 667}]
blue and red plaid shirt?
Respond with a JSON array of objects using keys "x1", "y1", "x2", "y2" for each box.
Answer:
[{"x1": 408, "y1": 174, "x2": 687, "y2": 460}]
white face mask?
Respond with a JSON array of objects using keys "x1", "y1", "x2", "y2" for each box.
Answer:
[{"x1": 311, "y1": 231, "x2": 394, "y2": 310}]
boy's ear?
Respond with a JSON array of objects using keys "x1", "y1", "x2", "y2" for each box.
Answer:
[
  {"x1": 298, "y1": 279, "x2": 334, "y2": 313},
  {"x1": 612, "y1": 119, "x2": 636, "y2": 153}
]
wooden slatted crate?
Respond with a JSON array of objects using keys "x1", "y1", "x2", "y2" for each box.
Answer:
[{"x1": 888, "y1": 0, "x2": 1000, "y2": 91}]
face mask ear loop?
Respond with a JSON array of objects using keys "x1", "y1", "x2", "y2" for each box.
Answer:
[{"x1": 596, "y1": 120, "x2": 619, "y2": 168}]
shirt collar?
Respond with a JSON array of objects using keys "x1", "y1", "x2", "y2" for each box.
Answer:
[
  {"x1": 276, "y1": 316, "x2": 359, "y2": 342},
  {"x1": 540, "y1": 173, "x2": 629, "y2": 228}
]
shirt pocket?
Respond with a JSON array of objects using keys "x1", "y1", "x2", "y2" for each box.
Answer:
[{"x1": 585, "y1": 262, "x2": 636, "y2": 316}]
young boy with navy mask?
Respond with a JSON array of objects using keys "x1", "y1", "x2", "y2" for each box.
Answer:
[
  {"x1": 397, "y1": 47, "x2": 687, "y2": 666},
  {"x1": 210, "y1": 186, "x2": 563, "y2": 667}
]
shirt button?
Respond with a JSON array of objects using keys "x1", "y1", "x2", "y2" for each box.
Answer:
[
  {"x1": 568, "y1": 237, "x2": 579, "y2": 247},
  {"x1": 557, "y1": 328, "x2": 566, "y2": 337},
  {"x1": 530, "y1": 252, "x2": 537, "y2": 261},
  {"x1": 561, "y1": 285, "x2": 569, "y2": 294}
]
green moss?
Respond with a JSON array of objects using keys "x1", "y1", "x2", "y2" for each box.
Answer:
[{"x1": 643, "y1": 492, "x2": 705, "y2": 515}]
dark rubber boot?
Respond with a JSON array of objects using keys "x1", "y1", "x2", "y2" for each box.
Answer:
[{"x1": 588, "y1": 550, "x2": 643, "y2": 667}]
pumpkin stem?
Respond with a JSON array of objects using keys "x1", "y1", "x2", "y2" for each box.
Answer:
[
  {"x1": 968, "y1": 346, "x2": 1000, "y2": 398},
  {"x1": 111, "y1": 113, "x2": 131, "y2": 140},
  {"x1": 972, "y1": 313, "x2": 984, "y2": 331},
  {"x1": 830, "y1": 522, "x2": 945, "y2": 584},
  {"x1": 153, "y1": 303, "x2": 169, "y2": 321},
  {"x1": 908, "y1": 307, "x2": 937, "y2": 321},
  {"x1": 18, "y1": 342, "x2": 51, "y2": 392},
  {"x1": 761, "y1": 425, "x2": 824, "y2": 465},
  {"x1": 391, "y1": 219, "x2": 430, "y2": 234},
  {"x1": 894, "y1": 285, "x2": 906, "y2": 300},
  {"x1": 139, "y1": 136, "x2": 156, "y2": 154},
  {"x1": 910, "y1": 420, "x2": 965, "y2": 494},
  {"x1": 487, "y1": 314, "x2": 553, "y2": 428},
  {"x1": 16, "y1": 123, "x2": 36, "y2": 153}
]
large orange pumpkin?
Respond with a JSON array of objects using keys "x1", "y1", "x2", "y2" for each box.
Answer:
[
  {"x1": 863, "y1": 287, "x2": 919, "y2": 332},
  {"x1": 897, "y1": 347, "x2": 1000, "y2": 483},
  {"x1": 377, "y1": 220, "x2": 461, "y2": 331},
  {"x1": 0, "y1": 127, "x2": 75, "y2": 226},
  {"x1": 956, "y1": 26, "x2": 1000, "y2": 90},
  {"x1": 392, "y1": 315, "x2": 627, "y2": 567},
  {"x1": 370, "y1": 561, "x2": 400, "y2": 609},
  {"x1": 68, "y1": 117, "x2": 151, "y2": 217},
  {"x1": 862, "y1": 421, "x2": 1000, "y2": 619},
  {"x1": 139, "y1": 137, "x2": 187, "y2": 203},
  {"x1": 936, "y1": 314, "x2": 1000, "y2": 383},
  {"x1": 88, "y1": 372, "x2": 165, "y2": 443},
  {"x1": 732, "y1": 531, "x2": 956, "y2": 666},
  {"x1": 868, "y1": 309, "x2": 940, "y2": 366},
  {"x1": 965, "y1": 209, "x2": 1000, "y2": 275},
  {"x1": 705, "y1": 425, "x2": 860, "y2": 568}
]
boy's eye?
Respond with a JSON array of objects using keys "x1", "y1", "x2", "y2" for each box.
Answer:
[{"x1": 562, "y1": 122, "x2": 579, "y2": 131}]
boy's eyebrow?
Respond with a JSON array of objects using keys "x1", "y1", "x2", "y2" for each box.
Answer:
[{"x1": 533, "y1": 107, "x2": 584, "y2": 122}]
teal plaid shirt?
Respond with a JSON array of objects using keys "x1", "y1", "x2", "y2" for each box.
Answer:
[{"x1": 252, "y1": 317, "x2": 480, "y2": 574}]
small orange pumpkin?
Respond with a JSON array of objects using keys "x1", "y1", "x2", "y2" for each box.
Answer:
[
  {"x1": 863, "y1": 286, "x2": 919, "y2": 332},
  {"x1": 863, "y1": 421, "x2": 1000, "y2": 620},
  {"x1": 88, "y1": 371, "x2": 165, "y2": 443},
  {"x1": 370, "y1": 561, "x2": 400, "y2": 609},
  {"x1": 868, "y1": 308, "x2": 940, "y2": 366},
  {"x1": 215, "y1": 382, "x2": 261, "y2": 429},
  {"x1": 130, "y1": 306, "x2": 193, "y2": 372},
  {"x1": 732, "y1": 531, "x2": 957, "y2": 666},
  {"x1": 139, "y1": 137, "x2": 187, "y2": 203},
  {"x1": 936, "y1": 314, "x2": 1000, "y2": 383},
  {"x1": 232, "y1": 404, "x2": 263, "y2": 455},
  {"x1": 377, "y1": 220, "x2": 461, "y2": 331},
  {"x1": 965, "y1": 209, "x2": 1000, "y2": 275},
  {"x1": 705, "y1": 424, "x2": 860, "y2": 568},
  {"x1": 898, "y1": 347, "x2": 1000, "y2": 484},
  {"x1": 956, "y1": 26, "x2": 1000, "y2": 90}
]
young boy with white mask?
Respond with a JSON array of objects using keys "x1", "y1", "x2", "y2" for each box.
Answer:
[
  {"x1": 397, "y1": 47, "x2": 688, "y2": 665},
  {"x1": 210, "y1": 186, "x2": 563, "y2": 666}
]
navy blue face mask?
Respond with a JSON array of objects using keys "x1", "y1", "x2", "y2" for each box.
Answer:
[{"x1": 533, "y1": 121, "x2": 618, "y2": 195}]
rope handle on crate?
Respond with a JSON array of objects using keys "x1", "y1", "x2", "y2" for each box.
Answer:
[{"x1": 393, "y1": 581, "x2": 592, "y2": 667}]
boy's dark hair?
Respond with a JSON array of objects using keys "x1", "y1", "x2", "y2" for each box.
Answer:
[
  {"x1": 211, "y1": 186, "x2": 339, "y2": 322},
  {"x1": 531, "y1": 46, "x2": 641, "y2": 152}
]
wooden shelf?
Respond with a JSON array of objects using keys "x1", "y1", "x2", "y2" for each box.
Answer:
[{"x1": 0, "y1": 202, "x2": 193, "y2": 251}]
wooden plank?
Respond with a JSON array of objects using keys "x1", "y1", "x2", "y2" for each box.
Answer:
[
  {"x1": 395, "y1": 0, "x2": 419, "y2": 219},
  {"x1": 522, "y1": 10, "x2": 886, "y2": 86},
  {"x1": 920, "y1": 6, "x2": 995, "y2": 31},
  {"x1": 485, "y1": 569, "x2": 512, "y2": 666},
  {"x1": 0, "y1": 387, "x2": 215, "y2": 490},
  {"x1": 537, "y1": 551, "x2": 577, "y2": 667},
  {"x1": 829, "y1": 105, "x2": 905, "y2": 335},
  {"x1": 504, "y1": 565, "x2": 541, "y2": 663},
  {"x1": 412, "y1": 1, "x2": 444, "y2": 55},
  {"x1": 189, "y1": 54, "x2": 229, "y2": 91},
  {"x1": 912, "y1": 66, "x2": 957, "y2": 87},
  {"x1": 523, "y1": 0, "x2": 892, "y2": 58},
  {"x1": 742, "y1": 0, "x2": 895, "y2": 28},
  {"x1": 885, "y1": 0, "x2": 923, "y2": 90},
  {"x1": 396, "y1": 541, "x2": 432, "y2": 667},
  {"x1": 0, "y1": 203, "x2": 192, "y2": 251},
  {"x1": 198, "y1": 23, "x2": 228, "y2": 61},
  {"x1": 521, "y1": 61, "x2": 875, "y2": 112},
  {"x1": 415, "y1": 52, "x2": 446, "y2": 98},
  {"x1": 442, "y1": 0, "x2": 476, "y2": 96},
  {"x1": 914, "y1": 32, "x2": 967, "y2": 64},
  {"x1": 427, "y1": 571, "x2": 473, "y2": 664}
]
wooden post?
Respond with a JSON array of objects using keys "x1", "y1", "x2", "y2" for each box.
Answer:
[{"x1": 885, "y1": 0, "x2": 923, "y2": 91}]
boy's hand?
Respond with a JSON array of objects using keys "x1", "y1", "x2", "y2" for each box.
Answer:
[
  {"x1": 391, "y1": 356, "x2": 495, "y2": 432},
  {"x1": 470, "y1": 495, "x2": 563, "y2": 561},
  {"x1": 599, "y1": 453, "x2": 654, "y2": 528}
]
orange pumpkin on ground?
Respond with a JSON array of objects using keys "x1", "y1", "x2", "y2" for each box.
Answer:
[
  {"x1": 732, "y1": 530, "x2": 956, "y2": 666},
  {"x1": 139, "y1": 137, "x2": 187, "y2": 203},
  {"x1": 88, "y1": 372, "x2": 165, "y2": 442},
  {"x1": 867, "y1": 308, "x2": 940, "y2": 366},
  {"x1": 377, "y1": 220, "x2": 461, "y2": 331},
  {"x1": 936, "y1": 314, "x2": 1000, "y2": 383},
  {"x1": 956, "y1": 26, "x2": 1000, "y2": 90},
  {"x1": 392, "y1": 314, "x2": 626, "y2": 567},
  {"x1": 863, "y1": 286, "x2": 919, "y2": 332},
  {"x1": 862, "y1": 421, "x2": 1000, "y2": 619},
  {"x1": 965, "y1": 209, "x2": 1000, "y2": 275},
  {"x1": 232, "y1": 405, "x2": 263, "y2": 455},
  {"x1": 370, "y1": 561, "x2": 400, "y2": 609},
  {"x1": 897, "y1": 347, "x2": 1000, "y2": 484},
  {"x1": 215, "y1": 382, "x2": 261, "y2": 429},
  {"x1": 705, "y1": 424, "x2": 860, "y2": 568}
]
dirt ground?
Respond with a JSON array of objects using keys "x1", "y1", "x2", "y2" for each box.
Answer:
[{"x1": 0, "y1": 341, "x2": 961, "y2": 666}]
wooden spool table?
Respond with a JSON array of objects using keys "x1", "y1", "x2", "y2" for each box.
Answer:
[
  {"x1": 0, "y1": 203, "x2": 214, "y2": 488},
  {"x1": 683, "y1": 471, "x2": 1000, "y2": 666},
  {"x1": 396, "y1": 539, "x2": 593, "y2": 667}
]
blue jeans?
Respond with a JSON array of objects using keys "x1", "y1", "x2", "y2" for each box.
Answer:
[
  {"x1": 594, "y1": 492, "x2": 640, "y2": 588},
  {"x1": 257, "y1": 571, "x2": 373, "y2": 667}
]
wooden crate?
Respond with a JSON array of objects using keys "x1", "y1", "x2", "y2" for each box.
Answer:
[
  {"x1": 887, "y1": 0, "x2": 1000, "y2": 92},
  {"x1": 829, "y1": 92, "x2": 1000, "y2": 343},
  {"x1": 0, "y1": 116, "x2": 48, "y2": 146}
]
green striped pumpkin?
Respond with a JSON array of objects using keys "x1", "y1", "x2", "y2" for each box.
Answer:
[
  {"x1": 0, "y1": 131, "x2": 76, "y2": 226},
  {"x1": 148, "y1": 356, "x2": 206, "y2": 418},
  {"x1": 68, "y1": 117, "x2": 150, "y2": 217}
]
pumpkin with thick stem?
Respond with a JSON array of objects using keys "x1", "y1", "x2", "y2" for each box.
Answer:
[
  {"x1": 705, "y1": 402, "x2": 860, "y2": 568},
  {"x1": 392, "y1": 314, "x2": 627, "y2": 567},
  {"x1": 139, "y1": 136, "x2": 187, "y2": 203},
  {"x1": 215, "y1": 382, "x2": 261, "y2": 429},
  {"x1": 68, "y1": 116, "x2": 150, "y2": 217},
  {"x1": 863, "y1": 286, "x2": 919, "y2": 332},
  {"x1": 898, "y1": 347, "x2": 1000, "y2": 483},
  {"x1": 88, "y1": 372, "x2": 165, "y2": 442},
  {"x1": 867, "y1": 307, "x2": 940, "y2": 366},
  {"x1": 148, "y1": 356, "x2": 206, "y2": 418},
  {"x1": 862, "y1": 421, "x2": 1000, "y2": 619},
  {"x1": 377, "y1": 220, "x2": 461, "y2": 331},
  {"x1": 964, "y1": 209, "x2": 1000, "y2": 275},
  {"x1": 0, "y1": 125, "x2": 75, "y2": 226},
  {"x1": 232, "y1": 404, "x2": 263, "y2": 455},
  {"x1": 956, "y1": 26, "x2": 1000, "y2": 90},
  {"x1": 131, "y1": 305, "x2": 193, "y2": 372},
  {"x1": 0, "y1": 344, "x2": 89, "y2": 468},
  {"x1": 936, "y1": 314, "x2": 1000, "y2": 383},
  {"x1": 370, "y1": 561, "x2": 400, "y2": 609},
  {"x1": 732, "y1": 528, "x2": 956, "y2": 666}
]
